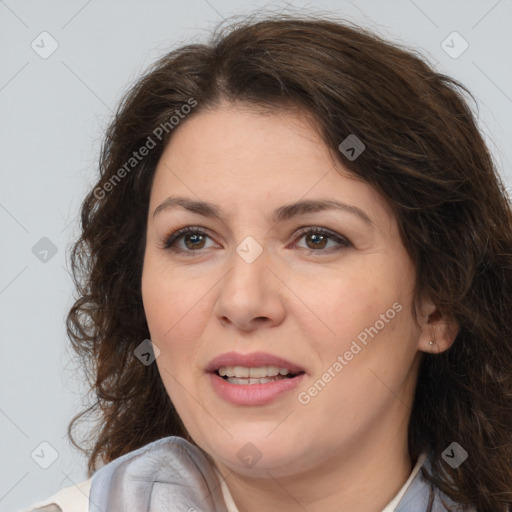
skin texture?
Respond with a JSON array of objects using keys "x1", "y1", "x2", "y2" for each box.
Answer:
[{"x1": 141, "y1": 102, "x2": 457, "y2": 512}]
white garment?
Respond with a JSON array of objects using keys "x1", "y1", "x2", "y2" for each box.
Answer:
[
  {"x1": 18, "y1": 478, "x2": 91, "y2": 512},
  {"x1": 381, "y1": 453, "x2": 426, "y2": 511},
  {"x1": 19, "y1": 453, "x2": 426, "y2": 512}
]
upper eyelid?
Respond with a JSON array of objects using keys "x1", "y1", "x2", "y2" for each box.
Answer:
[
  {"x1": 164, "y1": 225, "x2": 351, "y2": 250},
  {"x1": 166, "y1": 225, "x2": 343, "y2": 240}
]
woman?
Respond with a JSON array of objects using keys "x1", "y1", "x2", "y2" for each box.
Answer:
[{"x1": 21, "y1": 14, "x2": 512, "y2": 512}]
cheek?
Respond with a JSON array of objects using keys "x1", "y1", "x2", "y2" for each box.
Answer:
[
  {"x1": 142, "y1": 250, "x2": 193, "y2": 322},
  {"x1": 142, "y1": 274, "x2": 175, "y2": 337},
  {"x1": 294, "y1": 256, "x2": 415, "y2": 370},
  {"x1": 291, "y1": 263, "x2": 392, "y2": 340},
  {"x1": 141, "y1": 258, "x2": 208, "y2": 362}
]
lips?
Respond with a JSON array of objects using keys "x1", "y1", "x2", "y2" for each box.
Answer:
[
  {"x1": 205, "y1": 351, "x2": 306, "y2": 376},
  {"x1": 205, "y1": 351, "x2": 306, "y2": 405}
]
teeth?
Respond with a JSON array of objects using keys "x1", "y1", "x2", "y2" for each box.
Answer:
[
  {"x1": 226, "y1": 377, "x2": 282, "y2": 385},
  {"x1": 217, "y1": 366, "x2": 291, "y2": 378},
  {"x1": 234, "y1": 366, "x2": 249, "y2": 378},
  {"x1": 250, "y1": 366, "x2": 281, "y2": 378}
]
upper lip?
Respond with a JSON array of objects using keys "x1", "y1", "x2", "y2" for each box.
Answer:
[{"x1": 205, "y1": 351, "x2": 305, "y2": 374}]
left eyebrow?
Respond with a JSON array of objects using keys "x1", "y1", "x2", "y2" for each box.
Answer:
[
  {"x1": 271, "y1": 198, "x2": 373, "y2": 227},
  {"x1": 153, "y1": 196, "x2": 374, "y2": 228}
]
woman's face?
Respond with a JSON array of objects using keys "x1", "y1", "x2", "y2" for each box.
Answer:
[{"x1": 141, "y1": 102, "x2": 431, "y2": 478}]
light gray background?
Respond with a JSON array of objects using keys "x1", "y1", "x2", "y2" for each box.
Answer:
[{"x1": 1, "y1": 1, "x2": 511, "y2": 510}]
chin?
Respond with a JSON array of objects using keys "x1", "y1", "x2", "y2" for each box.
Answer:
[{"x1": 196, "y1": 429, "x2": 310, "y2": 477}]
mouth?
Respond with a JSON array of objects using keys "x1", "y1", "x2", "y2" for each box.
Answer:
[
  {"x1": 214, "y1": 365, "x2": 304, "y2": 385},
  {"x1": 205, "y1": 351, "x2": 306, "y2": 405}
]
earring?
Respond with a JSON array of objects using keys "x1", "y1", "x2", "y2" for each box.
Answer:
[{"x1": 429, "y1": 323, "x2": 436, "y2": 350}]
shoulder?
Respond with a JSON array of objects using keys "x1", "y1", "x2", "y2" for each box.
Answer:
[{"x1": 18, "y1": 477, "x2": 92, "y2": 512}]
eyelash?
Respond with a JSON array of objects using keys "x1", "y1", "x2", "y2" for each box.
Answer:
[{"x1": 160, "y1": 225, "x2": 352, "y2": 256}]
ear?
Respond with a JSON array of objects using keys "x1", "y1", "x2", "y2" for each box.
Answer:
[{"x1": 417, "y1": 298, "x2": 460, "y2": 354}]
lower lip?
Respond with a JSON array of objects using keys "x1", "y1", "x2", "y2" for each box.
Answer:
[{"x1": 208, "y1": 372, "x2": 305, "y2": 406}]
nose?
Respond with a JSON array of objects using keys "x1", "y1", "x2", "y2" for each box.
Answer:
[{"x1": 213, "y1": 241, "x2": 286, "y2": 332}]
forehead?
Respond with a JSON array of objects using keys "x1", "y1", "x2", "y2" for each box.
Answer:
[
  {"x1": 160, "y1": 103, "x2": 329, "y2": 173},
  {"x1": 149, "y1": 104, "x2": 392, "y2": 225}
]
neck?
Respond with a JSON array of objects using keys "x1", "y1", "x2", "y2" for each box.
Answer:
[{"x1": 215, "y1": 416, "x2": 415, "y2": 512}]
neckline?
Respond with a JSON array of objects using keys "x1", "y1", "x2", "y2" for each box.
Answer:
[{"x1": 213, "y1": 452, "x2": 428, "y2": 512}]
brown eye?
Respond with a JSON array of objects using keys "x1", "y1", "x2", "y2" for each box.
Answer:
[
  {"x1": 294, "y1": 227, "x2": 351, "y2": 253},
  {"x1": 162, "y1": 227, "x2": 216, "y2": 255},
  {"x1": 161, "y1": 225, "x2": 351, "y2": 256},
  {"x1": 304, "y1": 232, "x2": 328, "y2": 250},
  {"x1": 182, "y1": 232, "x2": 207, "y2": 250}
]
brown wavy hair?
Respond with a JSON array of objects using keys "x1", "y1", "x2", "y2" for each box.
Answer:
[{"x1": 66, "y1": 13, "x2": 512, "y2": 511}]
